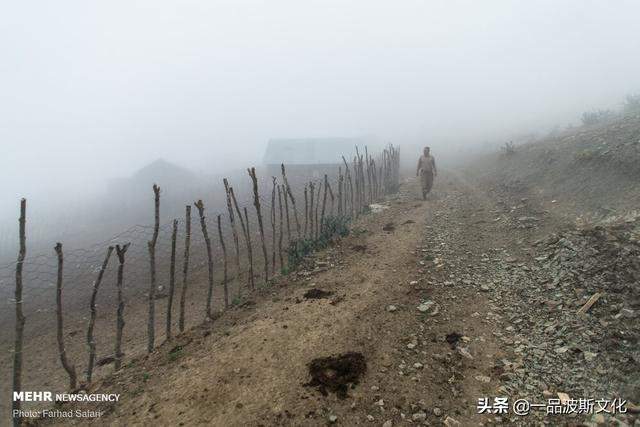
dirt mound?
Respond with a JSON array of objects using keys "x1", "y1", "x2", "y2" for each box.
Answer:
[
  {"x1": 305, "y1": 352, "x2": 367, "y2": 398},
  {"x1": 303, "y1": 288, "x2": 334, "y2": 299}
]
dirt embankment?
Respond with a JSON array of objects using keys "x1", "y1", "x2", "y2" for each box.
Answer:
[{"x1": 468, "y1": 114, "x2": 640, "y2": 222}]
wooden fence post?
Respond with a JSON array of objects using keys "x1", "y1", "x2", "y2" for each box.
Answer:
[
  {"x1": 277, "y1": 184, "x2": 284, "y2": 269},
  {"x1": 365, "y1": 146, "x2": 372, "y2": 204},
  {"x1": 283, "y1": 184, "x2": 291, "y2": 245},
  {"x1": 342, "y1": 157, "x2": 354, "y2": 218},
  {"x1": 270, "y1": 177, "x2": 277, "y2": 274},
  {"x1": 166, "y1": 219, "x2": 178, "y2": 340},
  {"x1": 178, "y1": 205, "x2": 191, "y2": 333},
  {"x1": 320, "y1": 174, "x2": 328, "y2": 233},
  {"x1": 315, "y1": 180, "x2": 321, "y2": 238},
  {"x1": 229, "y1": 186, "x2": 253, "y2": 290},
  {"x1": 338, "y1": 169, "x2": 343, "y2": 217},
  {"x1": 303, "y1": 184, "x2": 309, "y2": 238},
  {"x1": 217, "y1": 214, "x2": 229, "y2": 308},
  {"x1": 309, "y1": 182, "x2": 315, "y2": 239},
  {"x1": 147, "y1": 184, "x2": 160, "y2": 353},
  {"x1": 327, "y1": 179, "x2": 335, "y2": 216},
  {"x1": 249, "y1": 167, "x2": 269, "y2": 283},
  {"x1": 114, "y1": 243, "x2": 130, "y2": 370},
  {"x1": 195, "y1": 200, "x2": 215, "y2": 319},
  {"x1": 223, "y1": 179, "x2": 241, "y2": 291},
  {"x1": 281, "y1": 164, "x2": 301, "y2": 239},
  {"x1": 243, "y1": 207, "x2": 254, "y2": 289},
  {"x1": 87, "y1": 245, "x2": 114, "y2": 383},
  {"x1": 54, "y1": 243, "x2": 77, "y2": 390},
  {"x1": 12, "y1": 199, "x2": 26, "y2": 426}
]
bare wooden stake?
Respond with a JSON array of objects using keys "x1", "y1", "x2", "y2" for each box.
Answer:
[
  {"x1": 347, "y1": 172, "x2": 354, "y2": 218},
  {"x1": 277, "y1": 184, "x2": 284, "y2": 269},
  {"x1": 327, "y1": 180, "x2": 335, "y2": 216},
  {"x1": 249, "y1": 167, "x2": 269, "y2": 284},
  {"x1": 178, "y1": 205, "x2": 191, "y2": 333},
  {"x1": 283, "y1": 183, "x2": 291, "y2": 245},
  {"x1": 195, "y1": 200, "x2": 215, "y2": 320},
  {"x1": 365, "y1": 146, "x2": 372, "y2": 204},
  {"x1": 217, "y1": 214, "x2": 229, "y2": 308},
  {"x1": 309, "y1": 182, "x2": 315, "y2": 239},
  {"x1": 54, "y1": 243, "x2": 77, "y2": 390},
  {"x1": 147, "y1": 184, "x2": 160, "y2": 354},
  {"x1": 223, "y1": 179, "x2": 241, "y2": 292},
  {"x1": 338, "y1": 169, "x2": 343, "y2": 217},
  {"x1": 229, "y1": 186, "x2": 253, "y2": 290},
  {"x1": 281, "y1": 164, "x2": 301, "y2": 238},
  {"x1": 270, "y1": 177, "x2": 277, "y2": 274},
  {"x1": 320, "y1": 174, "x2": 328, "y2": 233},
  {"x1": 303, "y1": 184, "x2": 309, "y2": 238},
  {"x1": 166, "y1": 219, "x2": 178, "y2": 340},
  {"x1": 12, "y1": 199, "x2": 26, "y2": 426},
  {"x1": 315, "y1": 180, "x2": 321, "y2": 238},
  {"x1": 114, "y1": 243, "x2": 130, "y2": 370},
  {"x1": 87, "y1": 245, "x2": 114, "y2": 383},
  {"x1": 243, "y1": 206, "x2": 254, "y2": 290},
  {"x1": 342, "y1": 156, "x2": 354, "y2": 218}
]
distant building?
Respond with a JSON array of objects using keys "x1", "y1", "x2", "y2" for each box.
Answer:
[
  {"x1": 107, "y1": 158, "x2": 199, "y2": 193},
  {"x1": 263, "y1": 137, "x2": 366, "y2": 179}
]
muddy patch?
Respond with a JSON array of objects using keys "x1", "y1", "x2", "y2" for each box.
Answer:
[
  {"x1": 306, "y1": 352, "x2": 367, "y2": 398},
  {"x1": 303, "y1": 288, "x2": 334, "y2": 299},
  {"x1": 446, "y1": 332, "x2": 463, "y2": 348}
]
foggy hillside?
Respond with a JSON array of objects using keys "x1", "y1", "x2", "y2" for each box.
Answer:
[{"x1": 3, "y1": 1, "x2": 640, "y2": 426}]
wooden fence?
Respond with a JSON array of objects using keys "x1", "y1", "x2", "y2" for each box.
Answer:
[{"x1": 6, "y1": 145, "x2": 400, "y2": 426}]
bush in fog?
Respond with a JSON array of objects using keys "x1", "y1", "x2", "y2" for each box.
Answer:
[
  {"x1": 501, "y1": 141, "x2": 516, "y2": 156},
  {"x1": 581, "y1": 109, "x2": 615, "y2": 125},
  {"x1": 623, "y1": 93, "x2": 640, "y2": 114}
]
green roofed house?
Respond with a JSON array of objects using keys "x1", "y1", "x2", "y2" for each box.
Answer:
[{"x1": 263, "y1": 137, "x2": 366, "y2": 179}]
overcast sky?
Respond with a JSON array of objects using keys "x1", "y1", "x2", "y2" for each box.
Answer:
[{"x1": 2, "y1": 0, "x2": 640, "y2": 214}]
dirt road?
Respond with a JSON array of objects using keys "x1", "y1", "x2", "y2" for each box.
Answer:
[{"x1": 41, "y1": 171, "x2": 637, "y2": 426}]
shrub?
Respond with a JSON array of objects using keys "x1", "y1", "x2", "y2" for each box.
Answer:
[
  {"x1": 287, "y1": 215, "x2": 350, "y2": 269},
  {"x1": 501, "y1": 141, "x2": 516, "y2": 156},
  {"x1": 623, "y1": 93, "x2": 640, "y2": 114},
  {"x1": 581, "y1": 109, "x2": 615, "y2": 125}
]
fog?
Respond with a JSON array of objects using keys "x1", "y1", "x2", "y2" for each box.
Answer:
[{"x1": 2, "y1": 0, "x2": 640, "y2": 243}]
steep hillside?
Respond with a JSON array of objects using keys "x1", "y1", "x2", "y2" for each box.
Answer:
[{"x1": 470, "y1": 114, "x2": 640, "y2": 222}]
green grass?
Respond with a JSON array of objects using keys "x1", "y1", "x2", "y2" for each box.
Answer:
[
  {"x1": 168, "y1": 346, "x2": 184, "y2": 362},
  {"x1": 287, "y1": 215, "x2": 350, "y2": 269}
]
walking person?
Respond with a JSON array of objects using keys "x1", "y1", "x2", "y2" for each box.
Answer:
[{"x1": 416, "y1": 146, "x2": 437, "y2": 200}]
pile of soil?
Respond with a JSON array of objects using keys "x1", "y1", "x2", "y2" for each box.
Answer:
[
  {"x1": 306, "y1": 352, "x2": 367, "y2": 398},
  {"x1": 303, "y1": 288, "x2": 334, "y2": 299}
]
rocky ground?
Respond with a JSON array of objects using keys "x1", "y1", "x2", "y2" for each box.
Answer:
[{"x1": 31, "y1": 169, "x2": 639, "y2": 427}]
